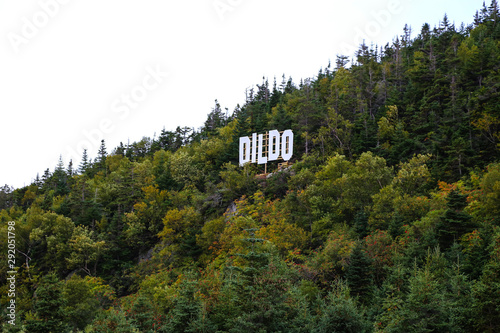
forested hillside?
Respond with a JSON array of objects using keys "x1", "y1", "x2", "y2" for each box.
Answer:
[{"x1": 2, "y1": 2, "x2": 500, "y2": 332}]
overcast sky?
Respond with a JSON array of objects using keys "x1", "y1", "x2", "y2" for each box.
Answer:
[{"x1": 0, "y1": 0, "x2": 486, "y2": 189}]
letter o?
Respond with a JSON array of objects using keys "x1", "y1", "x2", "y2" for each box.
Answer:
[
  {"x1": 365, "y1": 21, "x2": 381, "y2": 37},
  {"x1": 33, "y1": 11, "x2": 50, "y2": 28},
  {"x1": 281, "y1": 130, "x2": 294, "y2": 161},
  {"x1": 131, "y1": 85, "x2": 147, "y2": 102}
]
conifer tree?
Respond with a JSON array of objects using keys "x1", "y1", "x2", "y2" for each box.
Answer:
[
  {"x1": 79, "y1": 149, "x2": 89, "y2": 174},
  {"x1": 346, "y1": 242, "x2": 373, "y2": 302},
  {"x1": 53, "y1": 156, "x2": 69, "y2": 196},
  {"x1": 437, "y1": 189, "x2": 473, "y2": 249},
  {"x1": 67, "y1": 159, "x2": 74, "y2": 177},
  {"x1": 97, "y1": 139, "x2": 107, "y2": 173},
  {"x1": 313, "y1": 280, "x2": 371, "y2": 333},
  {"x1": 25, "y1": 273, "x2": 67, "y2": 333},
  {"x1": 228, "y1": 228, "x2": 291, "y2": 332},
  {"x1": 353, "y1": 210, "x2": 369, "y2": 238}
]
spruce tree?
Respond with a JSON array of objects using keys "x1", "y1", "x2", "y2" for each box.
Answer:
[
  {"x1": 79, "y1": 149, "x2": 89, "y2": 174},
  {"x1": 228, "y1": 108, "x2": 250, "y2": 162},
  {"x1": 228, "y1": 228, "x2": 291, "y2": 332},
  {"x1": 353, "y1": 210, "x2": 369, "y2": 238},
  {"x1": 67, "y1": 159, "x2": 74, "y2": 177},
  {"x1": 438, "y1": 189, "x2": 473, "y2": 249},
  {"x1": 25, "y1": 273, "x2": 67, "y2": 333},
  {"x1": 97, "y1": 139, "x2": 107, "y2": 173},
  {"x1": 345, "y1": 242, "x2": 373, "y2": 302},
  {"x1": 53, "y1": 155, "x2": 69, "y2": 196}
]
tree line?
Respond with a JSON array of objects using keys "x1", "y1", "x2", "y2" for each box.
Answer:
[{"x1": 1, "y1": 2, "x2": 500, "y2": 331}]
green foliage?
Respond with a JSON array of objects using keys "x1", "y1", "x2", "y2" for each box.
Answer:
[
  {"x1": 62, "y1": 274, "x2": 101, "y2": 331},
  {"x1": 67, "y1": 225, "x2": 106, "y2": 275},
  {"x1": 438, "y1": 189, "x2": 474, "y2": 249},
  {"x1": 25, "y1": 273, "x2": 67, "y2": 333},
  {"x1": 90, "y1": 309, "x2": 139, "y2": 333},
  {"x1": 4, "y1": 4, "x2": 500, "y2": 330},
  {"x1": 313, "y1": 280, "x2": 372, "y2": 333},
  {"x1": 471, "y1": 228, "x2": 500, "y2": 332},
  {"x1": 28, "y1": 209, "x2": 75, "y2": 274},
  {"x1": 346, "y1": 242, "x2": 374, "y2": 302}
]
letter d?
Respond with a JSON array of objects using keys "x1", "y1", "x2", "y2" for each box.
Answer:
[
  {"x1": 82, "y1": 128, "x2": 103, "y2": 147},
  {"x1": 239, "y1": 136, "x2": 251, "y2": 166},
  {"x1": 21, "y1": 17, "x2": 38, "y2": 39},
  {"x1": 40, "y1": 0, "x2": 60, "y2": 18},
  {"x1": 371, "y1": 9, "x2": 391, "y2": 27},
  {"x1": 353, "y1": 26, "x2": 368, "y2": 46}
]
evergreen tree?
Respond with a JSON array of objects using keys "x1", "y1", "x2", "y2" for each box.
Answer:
[
  {"x1": 97, "y1": 139, "x2": 107, "y2": 173},
  {"x1": 0, "y1": 184, "x2": 14, "y2": 210},
  {"x1": 472, "y1": 257, "x2": 500, "y2": 332},
  {"x1": 269, "y1": 104, "x2": 292, "y2": 130},
  {"x1": 201, "y1": 99, "x2": 227, "y2": 139},
  {"x1": 25, "y1": 273, "x2": 67, "y2": 333},
  {"x1": 228, "y1": 228, "x2": 292, "y2": 332},
  {"x1": 79, "y1": 149, "x2": 89, "y2": 174},
  {"x1": 165, "y1": 278, "x2": 203, "y2": 332},
  {"x1": 353, "y1": 210, "x2": 369, "y2": 238},
  {"x1": 129, "y1": 294, "x2": 156, "y2": 332},
  {"x1": 346, "y1": 242, "x2": 373, "y2": 302},
  {"x1": 114, "y1": 142, "x2": 126, "y2": 156},
  {"x1": 397, "y1": 266, "x2": 450, "y2": 332},
  {"x1": 33, "y1": 173, "x2": 42, "y2": 189},
  {"x1": 228, "y1": 108, "x2": 250, "y2": 162},
  {"x1": 437, "y1": 189, "x2": 473, "y2": 249},
  {"x1": 313, "y1": 280, "x2": 371, "y2": 333},
  {"x1": 67, "y1": 159, "x2": 74, "y2": 177},
  {"x1": 53, "y1": 155, "x2": 69, "y2": 196}
]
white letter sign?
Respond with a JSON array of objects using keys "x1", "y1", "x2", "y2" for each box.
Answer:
[{"x1": 239, "y1": 130, "x2": 294, "y2": 166}]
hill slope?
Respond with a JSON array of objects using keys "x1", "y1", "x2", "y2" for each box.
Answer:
[{"x1": 2, "y1": 2, "x2": 500, "y2": 331}]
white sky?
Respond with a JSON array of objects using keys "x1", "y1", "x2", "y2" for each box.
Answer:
[{"x1": 0, "y1": 0, "x2": 486, "y2": 189}]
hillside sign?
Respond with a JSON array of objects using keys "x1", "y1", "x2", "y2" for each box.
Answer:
[{"x1": 239, "y1": 129, "x2": 293, "y2": 166}]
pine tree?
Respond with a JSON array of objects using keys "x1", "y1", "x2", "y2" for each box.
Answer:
[
  {"x1": 398, "y1": 266, "x2": 450, "y2": 331},
  {"x1": 228, "y1": 108, "x2": 250, "y2": 162},
  {"x1": 472, "y1": 255, "x2": 500, "y2": 332},
  {"x1": 79, "y1": 149, "x2": 89, "y2": 174},
  {"x1": 313, "y1": 280, "x2": 371, "y2": 333},
  {"x1": 353, "y1": 210, "x2": 369, "y2": 238},
  {"x1": 228, "y1": 228, "x2": 291, "y2": 332},
  {"x1": 41, "y1": 168, "x2": 52, "y2": 192},
  {"x1": 129, "y1": 295, "x2": 156, "y2": 331},
  {"x1": 67, "y1": 159, "x2": 74, "y2": 177},
  {"x1": 0, "y1": 184, "x2": 14, "y2": 210},
  {"x1": 53, "y1": 155, "x2": 69, "y2": 196},
  {"x1": 345, "y1": 242, "x2": 373, "y2": 302},
  {"x1": 97, "y1": 139, "x2": 107, "y2": 173},
  {"x1": 25, "y1": 273, "x2": 67, "y2": 333},
  {"x1": 269, "y1": 104, "x2": 292, "y2": 130},
  {"x1": 202, "y1": 99, "x2": 227, "y2": 139},
  {"x1": 437, "y1": 189, "x2": 473, "y2": 249},
  {"x1": 114, "y1": 142, "x2": 126, "y2": 155},
  {"x1": 34, "y1": 173, "x2": 42, "y2": 189}
]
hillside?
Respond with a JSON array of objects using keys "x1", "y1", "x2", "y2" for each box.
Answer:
[{"x1": 2, "y1": 2, "x2": 500, "y2": 332}]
